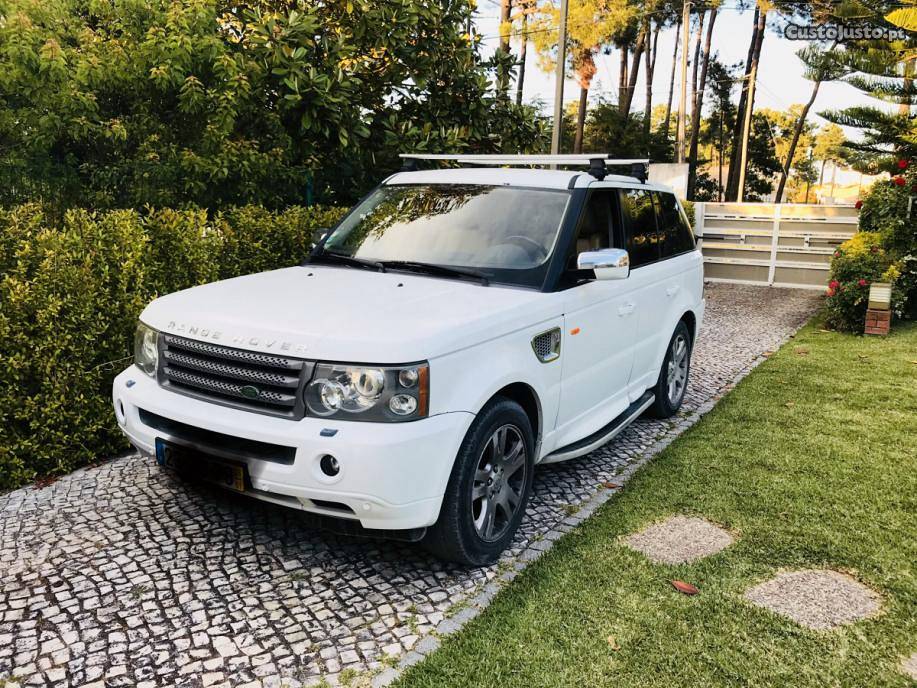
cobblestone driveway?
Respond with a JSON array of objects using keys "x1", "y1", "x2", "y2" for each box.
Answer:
[{"x1": 0, "y1": 285, "x2": 821, "y2": 688}]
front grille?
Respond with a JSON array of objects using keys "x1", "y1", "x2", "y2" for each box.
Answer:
[{"x1": 158, "y1": 334, "x2": 312, "y2": 419}]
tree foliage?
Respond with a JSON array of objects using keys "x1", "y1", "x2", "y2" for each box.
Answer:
[
  {"x1": 819, "y1": 0, "x2": 917, "y2": 167},
  {"x1": 0, "y1": 0, "x2": 548, "y2": 211}
]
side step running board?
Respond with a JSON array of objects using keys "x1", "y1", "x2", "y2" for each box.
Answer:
[{"x1": 541, "y1": 391, "x2": 655, "y2": 464}]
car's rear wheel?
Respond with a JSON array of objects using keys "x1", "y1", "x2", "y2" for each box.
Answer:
[
  {"x1": 422, "y1": 398, "x2": 534, "y2": 566},
  {"x1": 648, "y1": 321, "x2": 692, "y2": 418}
]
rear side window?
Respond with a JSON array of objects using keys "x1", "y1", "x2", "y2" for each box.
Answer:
[
  {"x1": 621, "y1": 188, "x2": 659, "y2": 268},
  {"x1": 655, "y1": 192, "x2": 695, "y2": 257}
]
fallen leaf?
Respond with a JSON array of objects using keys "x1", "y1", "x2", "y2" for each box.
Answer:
[
  {"x1": 607, "y1": 635, "x2": 620, "y2": 650},
  {"x1": 784, "y1": 401, "x2": 795, "y2": 408},
  {"x1": 858, "y1": 354, "x2": 869, "y2": 360},
  {"x1": 819, "y1": 328, "x2": 832, "y2": 333},
  {"x1": 33, "y1": 475, "x2": 59, "y2": 490},
  {"x1": 911, "y1": 360, "x2": 917, "y2": 365},
  {"x1": 762, "y1": 350, "x2": 775, "y2": 357},
  {"x1": 602, "y1": 481, "x2": 621, "y2": 489},
  {"x1": 671, "y1": 580, "x2": 699, "y2": 595},
  {"x1": 795, "y1": 347, "x2": 810, "y2": 356}
]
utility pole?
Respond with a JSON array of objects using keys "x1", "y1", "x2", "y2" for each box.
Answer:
[
  {"x1": 676, "y1": 0, "x2": 691, "y2": 163},
  {"x1": 550, "y1": 0, "x2": 570, "y2": 155},
  {"x1": 736, "y1": 61, "x2": 757, "y2": 202}
]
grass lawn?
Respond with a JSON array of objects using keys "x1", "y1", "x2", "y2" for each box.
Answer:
[{"x1": 396, "y1": 318, "x2": 917, "y2": 688}]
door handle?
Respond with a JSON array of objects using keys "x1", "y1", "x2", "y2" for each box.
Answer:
[
  {"x1": 666, "y1": 285, "x2": 680, "y2": 298},
  {"x1": 618, "y1": 302, "x2": 636, "y2": 316}
]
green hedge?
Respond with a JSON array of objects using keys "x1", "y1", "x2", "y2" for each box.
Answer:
[{"x1": 0, "y1": 204, "x2": 346, "y2": 490}]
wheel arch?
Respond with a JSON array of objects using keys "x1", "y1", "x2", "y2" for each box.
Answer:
[
  {"x1": 489, "y1": 382, "x2": 542, "y2": 453},
  {"x1": 680, "y1": 309, "x2": 697, "y2": 344}
]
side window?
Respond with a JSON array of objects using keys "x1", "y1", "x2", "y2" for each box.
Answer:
[
  {"x1": 655, "y1": 192, "x2": 695, "y2": 257},
  {"x1": 560, "y1": 189, "x2": 613, "y2": 286},
  {"x1": 574, "y1": 189, "x2": 612, "y2": 256},
  {"x1": 621, "y1": 188, "x2": 659, "y2": 268}
]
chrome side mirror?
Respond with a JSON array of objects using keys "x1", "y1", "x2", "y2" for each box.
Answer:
[{"x1": 577, "y1": 248, "x2": 629, "y2": 280}]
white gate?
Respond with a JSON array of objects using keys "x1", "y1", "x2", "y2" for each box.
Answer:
[{"x1": 695, "y1": 202, "x2": 858, "y2": 290}]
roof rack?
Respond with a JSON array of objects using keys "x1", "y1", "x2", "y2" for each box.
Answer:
[{"x1": 398, "y1": 153, "x2": 650, "y2": 182}]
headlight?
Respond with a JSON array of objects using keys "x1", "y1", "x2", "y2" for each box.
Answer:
[
  {"x1": 305, "y1": 362, "x2": 429, "y2": 422},
  {"x1": 133, "y1": 322, "x2": 159, "y2": 376}
]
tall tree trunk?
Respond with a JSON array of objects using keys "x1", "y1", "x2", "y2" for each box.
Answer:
[
  {"x1": 620, "y1": 26, "x2": 647, "y2": 115},
  {"x1": 662, "y1": 16, "x2": 681, "y2": 142},
  {"x1": 718, "y1": 113, "x2": 725, "y2": 200},
  {"x1": 574, "y1": 84, "x2": 589, "y2": 153},
  {"x1": 727, "y1": 6, "x2": 766, "y2": 201},
  {"x1": 687, "y1": 8, "x2": 717, "y2": 199},
  {"x1": 819, "y1": 158, "x2": 826, "y2": 185},
  {"x1": 619, "y1": 45, "x2": 628, "y2": 107},
  {"x1": 497, "y1": 0, "x2": 513, "y2": 97},
  {"x1": 829, "y1": 160, "x2": 837, "y2": 199},
  {"x1": 775, "y1": 79, "x2": 822, "y2": 202},
  {"x1": 690, "y1": 12, "x2": 705, "y2": 110},
  {"x1": 644, "y1": 23, "x2": 660, "y2": 138},
  {"x1": 726, "y1": 6, "x2": 761, "y2": 198},
  {"x1": 515, "y1": 7, "x2": 528, "y2": 106}
]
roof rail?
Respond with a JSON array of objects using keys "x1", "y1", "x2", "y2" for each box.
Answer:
[{"x1": 398, "y1": 153, "x2": 650, "y2": 182}]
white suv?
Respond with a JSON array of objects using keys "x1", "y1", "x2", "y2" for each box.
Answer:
[{"x1": 113, "y1": 154, "x2": 704, "y2": 565}]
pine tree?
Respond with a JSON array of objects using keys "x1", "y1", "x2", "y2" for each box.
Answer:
[{"x1": 820, "y1": 1, "x2": 916, "y2": 167}]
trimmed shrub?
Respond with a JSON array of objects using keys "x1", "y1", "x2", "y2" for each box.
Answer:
[
  {"x1": 0, "y1": 204, "x2": 346, "y2": 489},
  {"x1": 824, "y1": 232, "x2": 893, "y2": 332}
]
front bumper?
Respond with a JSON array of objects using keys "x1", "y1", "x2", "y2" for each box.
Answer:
[{"x1": 113, "y1": 366, "x2": 473, "y2": 530}]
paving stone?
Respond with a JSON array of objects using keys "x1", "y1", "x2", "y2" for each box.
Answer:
[
  {"x1": 623, "y1": 515, "x2": 734, "y2": 564},
  {"x1": 0, "y1": 284, "x2": 819, "y2": 686},
  {"x1": 900, "y1": 652, "x2": 917, "y2": 681},
  {"x1": 744, "y1": 569, "x2": 882, "y2": 630}
]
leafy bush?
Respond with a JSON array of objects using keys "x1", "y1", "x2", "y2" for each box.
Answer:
[
  {"x1": 840, "y1": 161, "x2": 917, "y2": 329},
  {"x1": 0, "y1": 204, "x2": 345, "y2": 489},
  {"x1": 857, "y1": 171, "x2": 916, "y2": 256},
  {"x1": 824, "y1": 232, "x2": 893, "y2": 332}
]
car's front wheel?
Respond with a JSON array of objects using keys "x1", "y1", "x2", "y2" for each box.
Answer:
[
  {"x1": 648, "y1": 320, "x2": 692, "y2": 418},
  {"x1": 422, "y1": 398, "x2": 534, "y2": 566}
]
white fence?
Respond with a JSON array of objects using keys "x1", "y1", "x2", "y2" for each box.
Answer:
[{"x1": 695, "y1": 202, "x2": 859, "y2": 290}]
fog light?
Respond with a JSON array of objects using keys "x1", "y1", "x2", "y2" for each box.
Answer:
[
  {"x1": 319, "y1": 454, "x2": 340, "y2": 477},
  {"x1": 389, "y1": 394, "x2": 417, "y2": 416}
]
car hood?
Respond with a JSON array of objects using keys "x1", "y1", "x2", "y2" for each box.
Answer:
[{"x1": 141, "y1": 265, "x2": 556, "y2": 362}]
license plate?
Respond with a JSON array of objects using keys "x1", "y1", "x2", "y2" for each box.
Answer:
[{"x1": 155, "y1": 438, "x2": 246, "y2": 492}]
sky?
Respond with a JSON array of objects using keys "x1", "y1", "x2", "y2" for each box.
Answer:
[{"x1": 473, "y1": 2, "x2": 889, "y2": 143}]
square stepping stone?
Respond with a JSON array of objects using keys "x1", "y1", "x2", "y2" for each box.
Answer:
[
  {"x1": 623, "y1": 515, "x2": 734, "y2": 564},
  {"x1": 900, "y1": 652, "x2": 917, "y2": 681},
  {"x1": 744, "y1": 570, "x2": 881, "y2": 630}
]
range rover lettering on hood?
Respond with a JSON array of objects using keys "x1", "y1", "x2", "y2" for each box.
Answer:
[{"x1": 167, "y1": 321, "x2": 308, "y2": 355}]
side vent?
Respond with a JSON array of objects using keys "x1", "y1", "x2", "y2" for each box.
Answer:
[{"x1": 531, "y1": 328, "x2": 562, "y2": 364}]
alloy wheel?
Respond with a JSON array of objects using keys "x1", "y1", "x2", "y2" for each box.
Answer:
[
  {"x1": 666, "y1": 333, "x2": 689, "y2": 405},
  {"x1": 471, "y1": 424, "x2": 527, "y2": 541}
]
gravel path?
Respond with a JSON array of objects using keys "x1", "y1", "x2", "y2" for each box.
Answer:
[{"x1": 0, "y1": 284, "x2": 821, "y2": 688}]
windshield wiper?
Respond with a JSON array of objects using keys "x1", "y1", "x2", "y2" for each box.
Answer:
[
  {"x1": 381, "y1": 261, "x2": 490, "y2": 286},
  {"x1": 309, "y1": 250, "x2": 386, "y2": 273}
]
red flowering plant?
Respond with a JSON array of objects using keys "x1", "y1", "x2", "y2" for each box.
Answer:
[{"x1": 825, "y1": 232, "x2": 893, "y2": 331}]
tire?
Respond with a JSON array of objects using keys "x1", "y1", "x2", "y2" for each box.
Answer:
[
  {"x1": 422, "y1": 397, "x2": 535, "y2": 566},
  {"x1": 647, "y1": 320, "x2": 692, "y2": 418}
]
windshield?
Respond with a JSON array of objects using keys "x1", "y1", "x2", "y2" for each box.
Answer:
[{"x1": 322, "y1": 184, "x2": 570, "y2": 273}]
